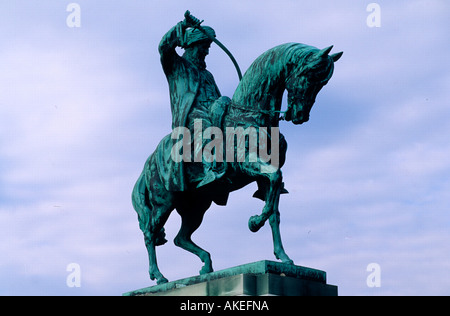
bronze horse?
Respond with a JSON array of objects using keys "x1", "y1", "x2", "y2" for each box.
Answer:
[{"x1": 132, "y1": 43, "x2": 342, "y2": 284}]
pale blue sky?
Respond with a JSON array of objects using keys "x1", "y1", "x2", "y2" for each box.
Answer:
[{"x1": 0, "y1": 0, "x2": 449, "y2": 295}]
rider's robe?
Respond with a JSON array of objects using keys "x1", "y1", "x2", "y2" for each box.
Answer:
[{"x1": 151, "y1": 22, "x2": 222, "y2": 193}]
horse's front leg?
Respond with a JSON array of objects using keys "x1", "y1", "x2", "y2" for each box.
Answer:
[
  {"x1": 248, "y1": 170, "x2": 282, "y2": 233},
  {"x1": 248, "y1": 169, "x2": 293, "y2": 264},
  {"x1": 269, "y1": 205, "x2": 294, "y2": 265}
]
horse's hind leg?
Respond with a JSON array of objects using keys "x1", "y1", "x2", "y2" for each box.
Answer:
[
  {"x1": 143, "y1": 231, "x2": 167, "y2": 284},
  {"x1": 144, "y1": 202, "x2": 174, "y2": 285},
  {"x1": 175, "y1": 204, "x2": 213, "y2": 275},
  {"x1": 133, "y1": 172, "x2": 174, "y2": 284}
]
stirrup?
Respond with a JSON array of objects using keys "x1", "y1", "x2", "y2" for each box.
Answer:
[{"x1": 197, "y1": 171, "x2": 217, "y2": 188}]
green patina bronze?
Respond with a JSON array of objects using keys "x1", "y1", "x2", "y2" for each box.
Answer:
[{"x1": 132, "y1": 11, "x2": 343, "y2": 285}]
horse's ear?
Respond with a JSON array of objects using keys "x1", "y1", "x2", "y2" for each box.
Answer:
[
  {"x1": 318, "y1": 45, "x2": 333, "y2": 58},
  {"x1": 331, "y1": 52, "x2": 343, "y2": 62}
]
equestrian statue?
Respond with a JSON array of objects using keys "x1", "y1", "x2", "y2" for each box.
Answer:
[{"x1": 132, "y1": 11, "x2": 343, "y2": 284}]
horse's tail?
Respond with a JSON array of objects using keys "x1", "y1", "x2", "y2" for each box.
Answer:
[{"x1": 132, "y1": 171, "x2": 167, "y2": 246}]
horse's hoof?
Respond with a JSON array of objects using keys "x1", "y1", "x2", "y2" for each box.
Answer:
[
  {"x1": 248, "y1": 215, "x2": 263, "y2": 232},
  {"x1": 199, "y1": 265, "x2": 213, "y2": 275},
  {"x1": 282, "y1": 259, "x2": 294, "y2": 265},
  {"x1": 150, "y1": 271, "x2": 168, "y2": 285},
  {"x1": 157, "y1": 277, "x2": 169, "y2": 285},
  {"x1": 276, "y1": 254, "x2": 294, "y2": 265}
]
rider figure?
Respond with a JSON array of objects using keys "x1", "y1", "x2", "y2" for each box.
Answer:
[{"x1": 159, "y1": 12, "x2": 227, "y2": 189}]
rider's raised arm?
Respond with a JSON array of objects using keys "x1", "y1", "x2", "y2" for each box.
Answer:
[{"x1": 158, "y1": 21, "x2": 186, "y2": 75}]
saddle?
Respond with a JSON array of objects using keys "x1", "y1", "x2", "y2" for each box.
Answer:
[
  {"x1": 208, "y1": 96, "x2": 289, "y2": 202},
  {"x1": 209, "y1": 96, "x2": 231, "y2": 130}
]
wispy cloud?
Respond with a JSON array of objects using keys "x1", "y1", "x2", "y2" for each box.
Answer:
[{"x1": 1, "y1": 0, "x2": 449, "y2": 295}]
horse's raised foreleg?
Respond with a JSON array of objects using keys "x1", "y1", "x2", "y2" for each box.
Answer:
[
  {"x1": 248, "y1": 169, "x2": 282, "y2": 233},
  {"x1": 248, "y1": 169, "x2": 293, "y2": 264}
]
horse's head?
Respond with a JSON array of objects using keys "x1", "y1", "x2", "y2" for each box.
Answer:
[{"x1": 284, "y1": 46, "x2": 343, "y2": 125}]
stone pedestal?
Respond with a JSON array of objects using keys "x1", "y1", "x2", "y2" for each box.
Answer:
[{"x1": 124, "y1": 261, "x2": 337, "y2": 296}]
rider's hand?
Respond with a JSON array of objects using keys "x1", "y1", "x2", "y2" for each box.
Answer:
[{"x1": 183, "y1": 10, "x2": 201, "y2": 28}]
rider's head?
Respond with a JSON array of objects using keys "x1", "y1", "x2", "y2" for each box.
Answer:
[
  {"x1": 184, "y1": 26, "x2": 215, "y2": 65},
  {"x1": 185, "y1": 26, "x2": 216, "y2": 48}
]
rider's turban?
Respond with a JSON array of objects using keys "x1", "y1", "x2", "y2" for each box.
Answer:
[{"x1": 184, "y1": 26, "x2": 216, "y2": 48}]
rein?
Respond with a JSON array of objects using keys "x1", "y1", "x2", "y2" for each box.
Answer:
[{"x1": 229, "y1": 101, "x2": 289, "y2": 122}]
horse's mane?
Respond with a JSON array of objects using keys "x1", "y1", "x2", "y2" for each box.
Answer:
[{"x1": 233, "y1": 43, "x2": 322, "y2": 103}]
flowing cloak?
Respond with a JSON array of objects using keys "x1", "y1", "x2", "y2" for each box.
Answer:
[{"x1": 151, "y1": 22, "x2": 221, "y2": 192}]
